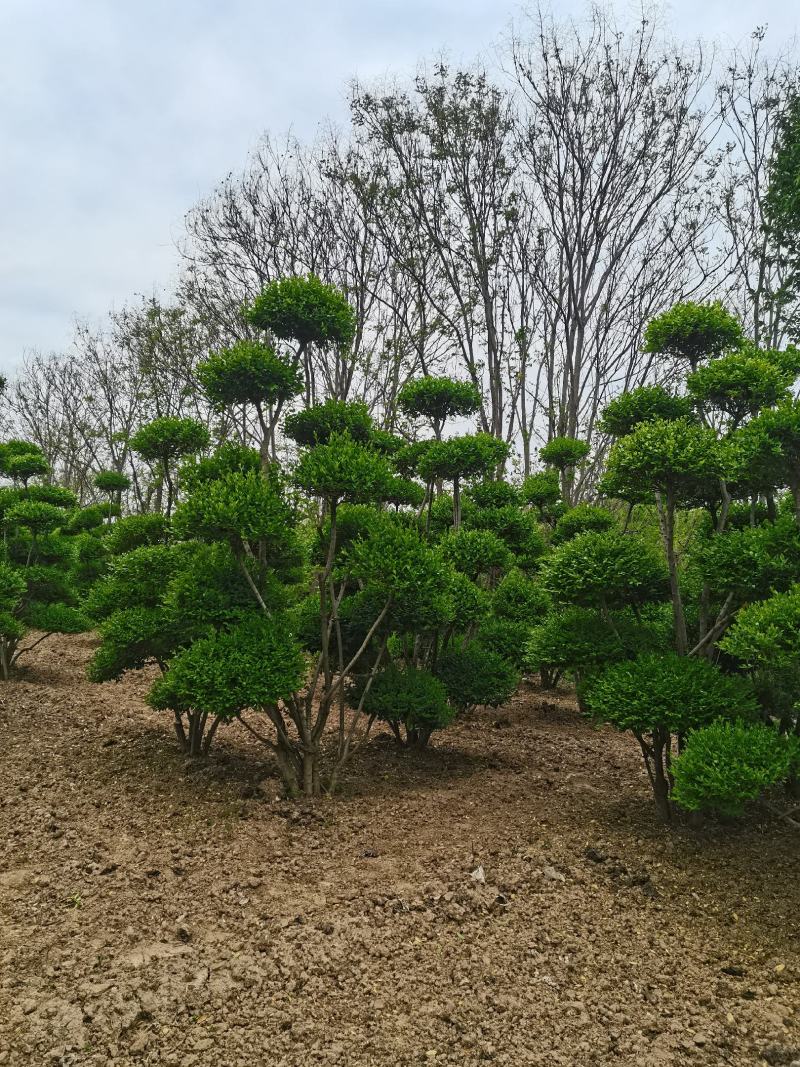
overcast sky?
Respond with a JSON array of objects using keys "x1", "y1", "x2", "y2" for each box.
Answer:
[{"x1": 1, "y1": 0, "x2": 798, "y2": 378}]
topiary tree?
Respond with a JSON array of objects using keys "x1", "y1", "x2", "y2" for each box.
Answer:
[
  {"x1": 93, "y1": 470, "x2": 131, "y2": 524},
  {"x1": 521, "y1": 468, "x2": 562, "y2": 524},
  {"x1": 417, "y1": 433, "x2": 510, "y2": 529},
  {"x1": 284, "y1": 399, "x2": 374, "y2": 447},
  {"x1": 358, "y1": 664, "x2": 453, "y2": 747},
  {"x1": 397, "y1": 376, "x2": 481, "y2": 440},
  {"x1": 435, "y1": 642, "x2": 520, "y2": 715},
  {"x1": 148, "y1": 614, "x2": 305, "y2": 759},
  {"x1": 551, "y1": 504, "x2": 616, "y2": 545},
  {"x1": 541, "y1": 530, "x2": 668, "y2": 616},
  {"x1": 197, "y1": 340, "x2": 303, "y2": 468},
  {"x1": 438, "y1": 527, "x2": 512, "y2": 584},
  {"x1": 585, "y1": 652, "x2": 758, "y2": 819},
  {"x1": 131, "y1": 416, "x2": 210, "y2": 517},
  {"x1": 599, "y1": 386, "x2": 695, "y2": 438},
  {"x1": 746, "y1": 400, "x2": 800, "y2": 529},
  {"x1": 643, "y1": 301, "x2": 744, "y2": 371},
  {"x1": 246, "y1": 274, "x2": 357, "y2": 353},
  {"x1": 539, "y1": 436, "x2": 590, "y2": 506},
  {"x1": 672, "y1": 719, "x2": 799, "y2": 819},
  {"x1": 686, "y1": 346, "x2": 793, "y2": 431},
  {"x1": 602, "y1": 418, "x2": 723, "y2": 653}
]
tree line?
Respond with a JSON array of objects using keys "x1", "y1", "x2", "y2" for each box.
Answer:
[{"x1": 4, "y1": 10, "x2": 800, "y2": 499}]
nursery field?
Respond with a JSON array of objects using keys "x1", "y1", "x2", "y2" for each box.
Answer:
[{"x1": 0, "y1": 634, "x2": 798, "y2": 1067}]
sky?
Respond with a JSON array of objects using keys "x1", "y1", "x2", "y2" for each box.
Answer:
[{"x1": 1, "y1": 0, "x2": 798, "y2": 378}]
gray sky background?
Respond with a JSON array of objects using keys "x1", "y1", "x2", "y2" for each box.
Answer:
[{"x1": 1, "y1": 0, "x2": 798, "y2": 377}]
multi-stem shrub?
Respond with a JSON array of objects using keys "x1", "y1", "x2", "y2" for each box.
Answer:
[
  {"x1": 435, "y1": 643, "x2": 520, "y2": 714},
  {"x1": 585, "y1": 652, "x2": 759, "y2": 818},
  {"x1": 358, "y1": 665, "x2": 454, "y2": 747}
]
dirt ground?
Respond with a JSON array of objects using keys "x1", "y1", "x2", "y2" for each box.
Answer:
[{"x1": 0, "y1": 634, "x2": 799, "y2": 1067}]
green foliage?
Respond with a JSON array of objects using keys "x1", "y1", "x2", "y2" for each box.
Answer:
[
  {"x1": 492, "y1": 568, "x2": 549, "y2": 621},
  {"x1": 697, "y1": 516, "x2": 800, "y2": 601},
  {"x1": 643, "y1": 302, "x2": 744, "y2": 366},
  {"x1": 360, "y1": 665, "x2": 453, "y2": 744},
  {"x1": 4, "y1": 500, "x2": 64, "y2": 534},
  {"x1": 585, "y1": 652, "x2": 758, "y2": 735},
  {"x1": 25, "y1": 484, "x2": 79, "y2": 509},
  {"x1": 148, "y1": 615, "x2": 305, "y2": 720},
  {"x1": 105, "y1": 513, "x2": 168, "y2": 555},
  {"x1": 551, "y1": 504, "x2": 616, "y2": 545},
  {"x1": 86, "y1": 544, "x2": 186, "y2": 621},
  {"x1": 467, "y1": 479, "x2": 520, "y2": 510},
  {"x1": 521, "y1": 469, "x2": 561, "y2": 516},
  {"x1": 539, "y1": 436, "x2": 590, "y2": 472},
  {"x1": 475, "y1": 616, "x2": 530, "y2": 670},
  {"x1": 417, "y1": 433, "x2": 510, "y2": 484},
  {"x1": 468, "y1": 504, "x2": 545, "y2": 565},
  {"x1": 526, "y1": 606, "x2": 670, "y2": 679},
  {"x1": 197, "y1": 340, "x2": 303, "y2": 410},
  {"x1": 602, "y1": 418, "x2": 723, "y2": 500},
  {"x1": 88, "y1": 606, "x2": 183, "y2": 682},
  {"x1": 0, "y1": 439, "x2": 44, "y2": 475},
  {"x1": 93, "y1": 470, "x2": 131, "y2": 493},
  {"x1": 131, "y1": 417, "x2": 210, "y2": 464},
  {"x1": 672, "y1": 720, "x2": 799, "y2": 817},
  {"x1": 67, "y1": 505, "x2": 106, "y2": 533},
  {"x1": 6, "y1": 453, "x2": 49, "y2": 485},
  {"x1": 347, "y1": 522, "x2": 452, "y2": 630},
  {"x1": 0, "y1": 562, "x2": 27, "y2": 611},
  {"x1": 179, "y1": 442, "x2": 262, "y2": 493},
  {"x1": 25, "y1": 601, "x2": 90, "y2": 635},
  {"x1": 435, "y1": 643, "x2": 520, "y2": 713},
  {"x1": 285, "y1": 400, "x2": 373, "y2": 447},
  {"x1": 294, "y1": 432, "x2": 392, "y2": 504},
  {"x1": 174, "y1": 468, "x2": 299, "y2": 561},
  {"x1": 720, "y1": 586, "x2": 800, "y2": 671},
  {"x1": 599, "y1": 386, "x2": 695, "y2": 438},
  {"x1": 686, "y1": 349, "x2": 792, "y2": 423},
  {"x1": 541, "y1": 530, "x2": 667, "y2": 609},
  {"x1": 764, "y1": 90, "x2": 800, "y2": 271},
  {"x1": 382, "y1": 476, "x2": 426, "y2": 509},
  {"x1": 246, "y1": 274, "x2": 356, "y2": 348},
  {"x1": 447, "y1": 571, "x2": 491, "y2": 628},
  {"x1": 397, "y1": 376, "x2": 481, "y2": 433},
  {"x1": 439, "y1": 527, "x2": 512, "y2": 581}
]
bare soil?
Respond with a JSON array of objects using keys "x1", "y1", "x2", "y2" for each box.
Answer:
[{"x1": 1, "y1": 633, "x2": 799, "y2": 1067}]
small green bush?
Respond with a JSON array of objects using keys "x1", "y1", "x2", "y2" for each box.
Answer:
[
  {"x1": 360, "y1": 665, "x2": 453, "y2": 746},
  {"x1": 435, "y1": 643, "x2": 520, "y2": 713},
  {"x1": 551, "y1": 504, "x2": 616, "y2": 545},
  {"x1": 672, "y1": 720, "x2": 799, "y2": 817}
]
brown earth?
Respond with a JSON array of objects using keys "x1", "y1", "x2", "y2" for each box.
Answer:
[{"x1": 0, "y1": 633, "x2": 799, "y2": 1067}]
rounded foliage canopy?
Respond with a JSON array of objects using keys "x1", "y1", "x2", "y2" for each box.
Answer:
[
  {"x1": 246, "y1": 274, "x2": 356, "y2": 349},
  {"x1": 94, "y1": 470, "x2": 131, "y2": 493},
  {"x1": 599, "y1": 386, "x2": 694, "y2": 438},
  {"x1": 397, "y1": 376, "x2": 481, "y2": 431},
  {"x1": 541, "y1": 530, "x2": 667, "y2": 609},
  {"x1": 148, "y1": 615, "x2": 306, "y2": 720},
  {"x1": 672, "y1": 719, "x2": 799, "y2": 817},
  {"x1": 417, "y1": 433, "x2": 509, "y2": 484},
  {"x1": 539, "y1": 436, "x2": 590, "y2": 472},
  {"x1": 643, "y1": 301, "x2": 743, "y2": 366},
  {"x1": 131, "y1": 417, "x2": 210, "y2": 465},
  {"x1": 198, "y1": 340, "x2": 303, "y2": 411},
  {"x1": 285, "y1": 399, "x2": 373, "y2": 447},
  {"x1": 585, "y1": 651, "x2": 758, "y2": 735}
]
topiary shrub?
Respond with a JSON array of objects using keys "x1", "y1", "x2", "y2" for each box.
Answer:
[
  {"x1": 439, "y1": 527, "x2": 512, "y2": 583},
  {"x1": 551, "y1": 504, "x2": 616, "y2": 545},
  {"x1": 541, "y1": 530, "x2": 667, "y2": 612},
  {"x1": 599, "y1": 386, "x2": 695, "y2": 438},
  {"x1": 491, "y1": 568, "x2": 549, "y2": 621},
  {"x1": 148, "y1": 614, "x2": 305, "y2": 758},
  {"x1": 672, "y1": 719, "x2": 799, "y2": 817},
  {"x1": 435, "y1": 643, "x2": 520, "y2": 714},
  {"x1": 397, "y1": 376, "x2": 481, "y2": 439},
  {"x1": 246, "y1": 274, "x2": 357, "y2": 349},
  {"x1": 105, "y1": 513, "x2": 168, "y2": 555},
  {"x1": 474, "y1": 617, "x2": 530, "y2": 671},
  {"x1": 584, "y1": 652, "x2": 759, "y2": 819},
  {"x1": 521, "y1": 469, "x2": 562, "y2": 522},
  {"x1": 358, "y1": 665, "x2": 454, "y2": 747},
  {"x1": 643, "y1": 301, "x2": 744, "y2": 370}
]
